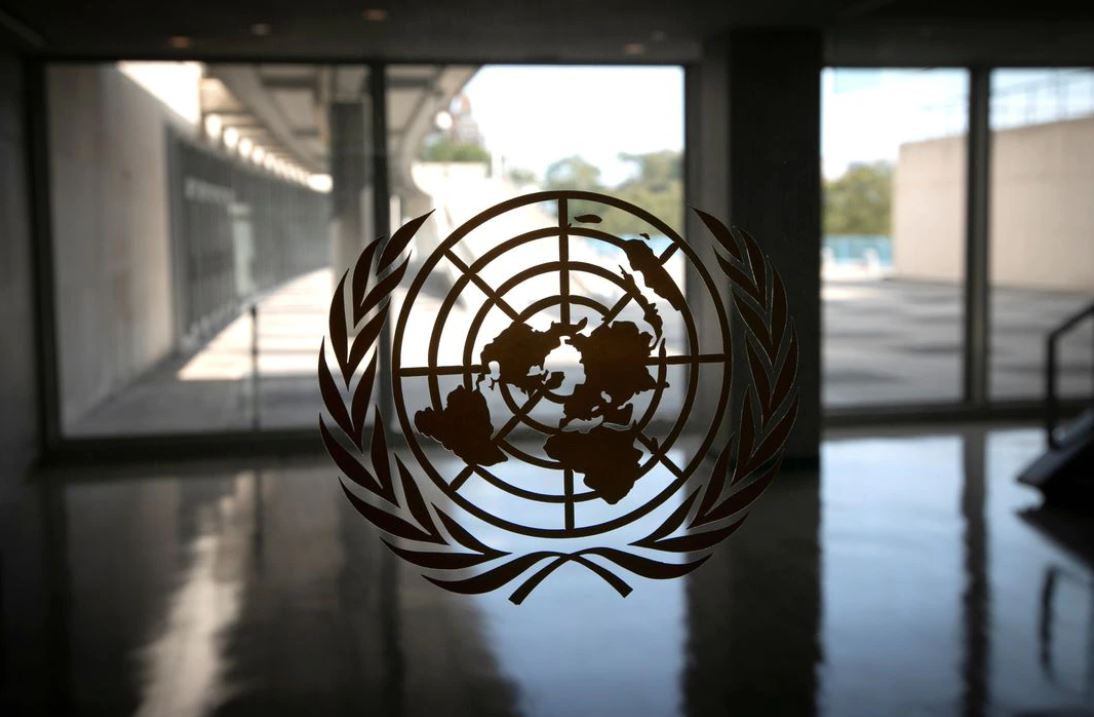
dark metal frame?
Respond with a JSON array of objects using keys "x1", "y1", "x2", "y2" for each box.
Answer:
[
  {"x1": 964, "y1": 66, "x2": 992, "y2": 407},
  {"x1": 24, "y1": 60, "x2": 61, "y2": 455}
]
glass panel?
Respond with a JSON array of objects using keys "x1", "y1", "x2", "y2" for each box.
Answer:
[
  {"x1": 388, "y1": 64, "x2": 687, "y2": 407},
  {"x1": 387, "y1": 65, "x2": 694, "y2": 534},
  {"x1": 989, "y1": 69, "x2": 1094, "y2": 402},
  {"x1": 821, "y1": 69, "x2": 969, "y2": 407},
  {"x1": 48, "y1": 62, "x2": 368, "y2": 435}
]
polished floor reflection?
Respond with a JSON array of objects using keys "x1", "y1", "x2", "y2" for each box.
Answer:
[{"x1": 2, "y1": 425, "x2": 1093, "y2": 716}]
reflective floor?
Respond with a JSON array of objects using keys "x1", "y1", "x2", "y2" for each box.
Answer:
[
  {"x1": 2, "y1": 425, "x2": 1093, "y2": 716},
  {"x1": 823, "y1": 279, "x2": 1093, "y2": 406}
]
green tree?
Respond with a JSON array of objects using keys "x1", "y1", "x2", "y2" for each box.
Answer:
[
  {"x1": 420, "y1": 135, "x2": 491, "y2": 163},
  {"x1": 545, "y1": 156, "x2": 604, "y2": 190},
  {"x1": 507, "y1": 167, "x2": 537, "y2": 187},
  {"x1": 614, "y1": 150, "x2": 683, "y2": 235},
  {"x1": 543, "y1": 156, "x2": 607, "y2": 222},
  {"x1": 823, "y1": 161, "x2": 892, "y2": 235},
  {"x1": 543, "y1": 151, "x2": 683, "y2": 236}
]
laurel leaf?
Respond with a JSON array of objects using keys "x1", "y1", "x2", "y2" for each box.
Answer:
[
  {"x1": 752, "y1": 397, "x2": 799, "y2": 465},
  {"x1": 696, "y1": 442, "x2": 733, "y2": 522},
  {"x1": 574, "y1": 214, "x2": 602, "y2": 224},
  {"x1": 378, "y1": 210, "x2": 433, "y2": 269},
  {"x1": 437, "y1": 510, "x2": 506, "y2": 558},
  {"x1": 339, "y1": 479, "x2": 443, "y2": 544},
  {"x1": 771, "y1": 270, "x2": 788, "y2": 352},
  {"x1": 716, "y1": 252, "x2": 759, "y2": 302},
  {"x1": 694, "y1": 208, "x2": 743, "y2": 261},
  {"x1": 395, "y1": 455, "x2": 439, "y2": 540},
  {"x1": 347, "y1": 301, "x2": 388, "y2": 378},
  {"x1": 638, "y1": 517, "x2": 746, "y2": 553},
  {"x1": 745, "y1": 337, "x2": 773, "y2": 419},
  {"x1": 350, "y1": 353, "x2": 378, "y2": 450},
  {"x1": 351, "y1": 238, "x2": 383, "y2": 325},
  {"x1": 382, "y1": 541, "x2": 498, "y2": 570},
  {"x1": 738, "y1": 226, "x2": 768, "y2": 306},
  {"x1": 632, "y1": 489, "x2": 699, "y2": 548},
  {"x1": 328, "y1": 271, "x2": 351, "y2": 384},
  {"x1": 370, "y1": 408, "x2": 396, "y2": 502},
  {"x1": 318, "y1": 340, "x2": 354, "y2": 440},
  {"x1": 704, "y1": 463, "x2": 779, "y2": 524},
  {"x1": 771, "y1": 332, "x2": 798, "y2": 415},
  {"x1": 732, "y1": 390, "x2": 756, "y2": 483},
  {"x1": 733, "y1": 293, "x2": 773, "y2": 355},
  {"x1": 360, "y1": 258, "x2": 409, "y2": 320},
  {"x1": 319, "y1": 417, "x2": 383, "y2": 496},
  {"x1": 582, "y1": 548, "x2": 707, "y2": 580},
  {"x1": 425, "y1": 552, "x2": 557, "y2": 594}
]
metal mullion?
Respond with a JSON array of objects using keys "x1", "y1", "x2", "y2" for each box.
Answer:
[
  {"x1": 369, "y1": 62, "x2": 394, "y2": 425},
  {"x1": 964, "y1": 66, "x2": 992, "y2": 406},
  {"x1": 25, "y1": 59, "x2": 63, "y2": 454}
]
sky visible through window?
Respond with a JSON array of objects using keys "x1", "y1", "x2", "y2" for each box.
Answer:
[
  {"x1": 461, "y1": 66, "x2": 976, "y2": 185},
  {"x1": 461, "y1": 65, "x2": 684, "y2": 186},
  {"x1": 821, "y1": 67, "x2": 1094, "y2": 179}
]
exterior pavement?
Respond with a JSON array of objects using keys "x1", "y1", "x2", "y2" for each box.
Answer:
[{"x1": 66, "y1": 273, "x2": 1092, "y2": 436}]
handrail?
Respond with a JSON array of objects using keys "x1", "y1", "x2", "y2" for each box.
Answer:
[{"x1": 1045, "y1": 301, "x2": 1094, "y2": 449}]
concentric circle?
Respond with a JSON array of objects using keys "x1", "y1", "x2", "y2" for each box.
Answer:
[{"x1": 391, "y1": 191, "x2": 732, "y2": 538}]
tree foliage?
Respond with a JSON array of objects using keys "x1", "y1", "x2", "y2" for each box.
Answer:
[
  {"x1": 420, "y1": 136, "x2": 491, "y2": 163},
  {"x1": 543, "y1": 151, "x2": 683, "y2": 236},
  {"x1": 823, "y1": 161, "x2": 892, "y2": 235},
  {"x1": 507, "y1": 167, "x2": 537, "y2": 187}
]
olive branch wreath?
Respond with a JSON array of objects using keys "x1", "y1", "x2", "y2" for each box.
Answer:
[{"x1": 318, "y1": 209, "x2": 798, "y2": 604}]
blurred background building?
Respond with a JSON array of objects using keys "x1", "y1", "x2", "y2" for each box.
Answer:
[{"x1": 0, "y1": 2, "x2": 1092, "y2": 716}]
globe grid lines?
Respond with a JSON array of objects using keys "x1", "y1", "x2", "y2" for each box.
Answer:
[
  {"x1": 399, "y1": 205, "x2": 718, "y2": 527},
  {"x1": 430, "y1": 236, "x2": 688, "y2": 487},
  {"x1": 446, "y1": 247, "x2": 697, "y2": 487},
  {"x1": 389, "y1": 192, "x2": 733, "y2": 539}
]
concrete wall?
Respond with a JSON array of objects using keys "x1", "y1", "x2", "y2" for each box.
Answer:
[
  {"x1": 991, "y1": 117, "x2": 1094, "y2": 291},
  {"x1": 893, "y1": 116, "x2": 1094, "y2": 291},
  {"x1": 47, "y1": 65, "x2": 180, "y2": 429},
  {"x1": 0, "y1": 54, "x2": 38, "y2": 480},
  {"x1": 892, "y1": 134, "x2": 966, "y2": 283}
]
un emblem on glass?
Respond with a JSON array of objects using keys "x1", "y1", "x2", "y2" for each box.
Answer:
[{"x1": 318, "y1": 191, "x2": 798, "y2": 603}]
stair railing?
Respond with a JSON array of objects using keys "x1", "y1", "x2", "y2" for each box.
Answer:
[{"x1": 1046, "y1": 301, "x2": 1094, "y2": 449}]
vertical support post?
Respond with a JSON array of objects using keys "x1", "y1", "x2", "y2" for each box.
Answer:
[
  {"x1": 369, "y1": 64, "x2": 394, "y2": 425},
  {"x1": 250, "y1": 302, "x2": 259, "y2": 430},
  {"x1": 964, "y1": 67, "x2": 992, "y2": 407},
  {"x1": 329, "y1": 100, "x2": 369, "y2": 279},
  {"x1": 25, "y1": 60, "x2": 62, "y2": 452},
  {"x1": 725, "y1": 30, "x2": 822, "y2": 463},
  {"x1": 1045, "y1": 334, "x2": 1058, "y2": 448},
  {"x1": 684, "y1": 47, "x2": 730, "y2": 438}
]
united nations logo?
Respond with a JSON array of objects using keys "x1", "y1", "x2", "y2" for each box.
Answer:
[{"x1": 319, "y1": 191, "x2": 798, "y2": 603}]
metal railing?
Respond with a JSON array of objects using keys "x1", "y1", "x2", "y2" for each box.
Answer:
[{"x1": 1045, "y1": 301, "x2": 1094, "y2": 449}]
